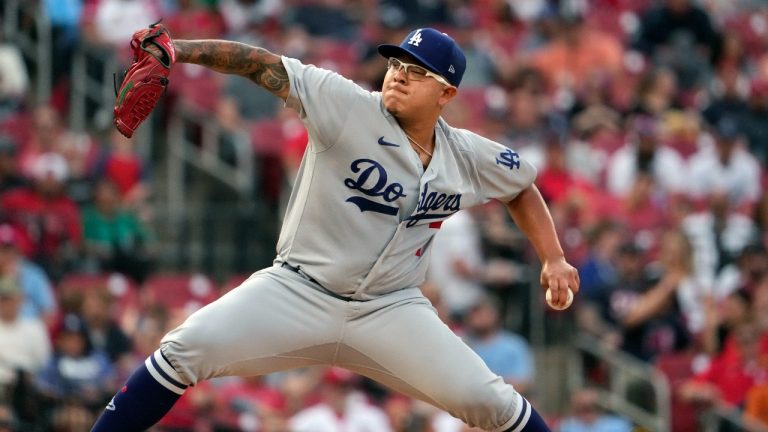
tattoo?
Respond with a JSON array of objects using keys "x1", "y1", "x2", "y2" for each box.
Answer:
[{"x1": 175, "y1": 40, "x2": 290, "y2": 99}]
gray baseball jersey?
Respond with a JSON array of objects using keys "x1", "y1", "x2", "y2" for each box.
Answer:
[
  {"x1": 277, "y1": 57, "x2": 536, "y2": 300},
  {"x1": 160, "y1": 56, "x2": 538, "y2": 432}
]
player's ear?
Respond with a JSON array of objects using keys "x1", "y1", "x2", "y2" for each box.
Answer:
[{"x1": 438, "y1": 85, "x2": 458, "y2": 107}]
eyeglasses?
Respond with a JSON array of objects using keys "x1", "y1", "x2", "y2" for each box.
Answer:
[{"x1": 387, "y1": 57, "x2": 454, "y2": 88}]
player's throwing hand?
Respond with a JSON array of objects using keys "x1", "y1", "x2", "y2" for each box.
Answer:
[{"x1": 541, "y1": 257, "x2": 580, "y2": 310}]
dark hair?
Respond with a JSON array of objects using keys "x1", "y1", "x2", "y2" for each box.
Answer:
[{"x1": 730, "y1": 289, "x2": 752, "y2": 304}]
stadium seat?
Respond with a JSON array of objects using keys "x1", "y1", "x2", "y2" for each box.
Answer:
[
  {"x1": 57, "y1": 272, "x2": 139, "y2": 321},
  {"x1": 654, "y1": 351, "x2": 701, "y2": 432},
  {"x1": 141, "y1": 272, "x2": 219, "y2": 313},
  {"x1": 0, "y1": 112, "x2": 32, "y2": 147},
  {"x1": 220, "y1": 273, "x2": 252, "y2": 294}
]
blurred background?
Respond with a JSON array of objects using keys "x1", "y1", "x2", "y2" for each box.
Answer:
[{"x1": 0, "y1": 0, "x2": 767, "y2": 431}]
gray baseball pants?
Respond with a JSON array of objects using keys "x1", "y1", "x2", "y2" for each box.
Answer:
[{"x1": 160, "y1": 265, "x2": 527, "y2": 431}]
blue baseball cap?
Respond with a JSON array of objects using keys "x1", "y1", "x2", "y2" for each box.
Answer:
[{"x1": 378, "y1": 28, "x2": 466, "y2": 87}]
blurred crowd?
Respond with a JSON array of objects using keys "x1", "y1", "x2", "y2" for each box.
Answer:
[{"x1": 1, "y1": 0, "x2": 768, "y2": 431}]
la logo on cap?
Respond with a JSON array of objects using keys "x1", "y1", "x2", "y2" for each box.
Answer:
[{"x1": 408, "y1": 29, "x2": 423, "y2": 47}]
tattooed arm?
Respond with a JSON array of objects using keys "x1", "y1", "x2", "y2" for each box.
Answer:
[{"x1": 174, "y1": 40, "x2": 289, "y2": 100}]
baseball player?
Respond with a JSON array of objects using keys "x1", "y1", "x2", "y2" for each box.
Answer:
[{"x1": 94, "y1": 25, "x2": 579, "y2": 432}]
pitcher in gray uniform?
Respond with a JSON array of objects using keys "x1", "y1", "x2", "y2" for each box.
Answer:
[{"x1": 92, "y1": 27, "x2": 580, "y2": 432}]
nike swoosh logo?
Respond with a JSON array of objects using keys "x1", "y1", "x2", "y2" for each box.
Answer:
[
  {"x1": 378, "y1": 136, "x2": 400, "y2": 147},
  {"x1": 106, "y1": 397, "x2": 116, "y2": 411}
]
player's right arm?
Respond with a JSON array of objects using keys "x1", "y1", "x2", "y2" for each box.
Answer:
[{"x1": 174, "y1": 40, "x2": 289, "y2": 100}]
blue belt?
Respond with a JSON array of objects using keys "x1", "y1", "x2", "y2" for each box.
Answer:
[{"x1": 280, "y1": 262, "x2": 352, "y2": 302}]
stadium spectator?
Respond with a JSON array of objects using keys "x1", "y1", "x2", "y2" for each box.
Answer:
[
  {"x1": 82, "y1": 180, "x2": 153, "y2": 282},
  {"x1": 756, "y1": 191, "x2": 768, "y2": 247},
  {"x1": 122, "y1": 304, "x2": 169, "y2": 363},
  {"x1": 427, "y1": 209, "x2": 486, "y2": 319},
  {"x1": 212, "y1": 375, "x2": 288, "y2": 431},
  {"x1": 529, "y1": 7, "x2": 623, "y2": 97},
  {"x1": 0, "y1": 136, "x2": 26, "y2": 193},
  {"x1": 0, "y1": 223, "x2": 57, "y2": 325},
  {"x1": 463, "y1": 295, "x2": 535, "y2": 395},
  {"x1": 606, "y1": 115, "x2": 686, "y2": 199},
  {"x1": 686, "y1": 117, "x2": 762, "y2": 213},
  {"x1": 0, "y1": 34, "x2": 28, "y2": 118},
  {"x1": 0, "y1": 276, "x2": 51, "y2": 388},
  {"x1": 156, "y1": 380, "x2": 218, "y2": 431},
  {"x1": 474, "y1": 201, "x2": 532, "y2": 330},
  {"x1": 81, "y1": 0, "x2": 161, "y2": 54},
  {"x1": 41, "y1": 0, "x2": 83, "y2": 85},
  {"x1": 742, "y1": 79, "x2": 768, "y2": 165},
  {"x1": 731, "y1": 244, "x2": 768, "y2": 295},
  {"x1": 58, "y1": 133, "x2": 99, "y2": 207},
  {"x1": 715, "y1": 32, "x2": 749, "y2": 79},
  {"x1": 535, "y1": 131, "x2": 605, "y2": 261},
  {"x1": 287, "y1": 0, "x2": 360, "y2": 40},
  {"x1": 0, "y1": 152, "x2": 83, "y2": 281},
  {"x1": 576, "y1": 220, "x2": 623, "y2": 299},
  {"x1": 632, "y1": 0, "x2": 721, "y2": 89},
  {"x1": 700, "y1": 289, "x2": 753, "y2": 357},
  {"x1": 745, "y1": 383, "x2": 768, "y2": 430},
  {"x1": 0, "y1": 404, "x2": 16, "y2": 432},
  {"x1": 752, "y1": 275, "x2": 768, "y2": 334},
  {"x1": 701, "y1": 65, "x2": 749, "y2": 127},
  {"x1": 218, "y1": 0, "x2": 282, "y2": 37},
  {"x1": 93, "y1": 129, "x2": 151, "y2": 210},
  {"x1": 577, "y1": 236, "x2": 691, "y2": 362},
  {"x1": 289, "y1": 367, "x2": 391, "y2": 432},
  {"x1": 382, "y1": 0, "x2": 453, "y2": 28},
  {"x1": 17, "y1": 105, "x2": 74, "y2": 179},
  {"x1": 80, "y1": 288, "x2": 133, "y2": 366},
  {"x1": 500, "y1": 68, "x2": 551, "y2": 166},
  {"x1": 639, "y1": 229, "x2": 701, "y2": 343},
  {"x1": 604, "y1": 173, "x2": 670, "y2": 253},
  {"x1": 164, "y1": 0, "x2": 225, "y2": 40},
  {"x1": 628, "y1": 67, "x2": 681, "y2": 118},
  {"x1": 679, "y1": 321, "x2": 768, "y2": 408},
  {"x1": 449, "y1": 25, "x2": 499, "y2": 88},
  {"x1": 536, "y1": 131, "x2": 593, "y2": 207},
  {"x1": 556, "y1": 387, "x2": 632, "y2": 432},
  {"x1": 36, "y1": 314, "x2": 115, "y2": 428},
  {"x1": 682, "y1": 189, "x2": 758, "y2": 294}
]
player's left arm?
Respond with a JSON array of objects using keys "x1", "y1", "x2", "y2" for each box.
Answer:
[
  {"x1": 174, "y1": 40, "x2": 289, "y2": 100},
  {"x1": 504, "y1": 184, "x2": 580, "y2": 305}
]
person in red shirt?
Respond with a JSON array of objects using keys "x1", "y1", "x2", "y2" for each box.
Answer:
[
  {"x1": 212, "y1": 375, "x2": 287, "y2": 431},
  {"x1": 0, "y1": 152, "x2": 82, "y2": 281},
  {"x1": 94, "y1": 129, "x2": 151, "y2": 214},
  {"x1": 680, "y1": 321, "x2": 768, "y2": 407}
]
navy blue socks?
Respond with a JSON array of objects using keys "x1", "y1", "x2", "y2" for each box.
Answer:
[
  {"x1": 504, "y1": 396, "x2": 551, "y2": 432},
  {"x1": 91, "y1": 349, "x2": 187, "y2": 431}
]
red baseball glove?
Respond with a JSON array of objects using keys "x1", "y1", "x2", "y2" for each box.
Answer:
[{"x1": 113, "y1": 21, "x2": 176, "y2": 138}]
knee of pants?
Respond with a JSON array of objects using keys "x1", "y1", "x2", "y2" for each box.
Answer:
[
  {"x1": 442, "y1": 380, "x2": 517, "y2": 431},
  {"x1": 159, "y1": 322, "x2": 219, "y2": 386}
]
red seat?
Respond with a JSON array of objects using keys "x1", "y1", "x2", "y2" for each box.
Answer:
[
  {"x1": 0, "y1": 112, "x2": 32, "y2": 147},
  {"x1": 654, "y1": 351, "x2": 701, "y2": 432},
  {"x1": 57, "y1": 272, "x2": 139, "y2": 321},
  {"x1": 220, "y1": 273, "x2": 252, "y2": 294},
  {"x1": 141, "y1": 272, "x2": 218, "y2": 313}
]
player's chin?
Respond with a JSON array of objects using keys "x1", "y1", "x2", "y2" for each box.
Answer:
[{"x1": 382, "y1": 98, "x2": 402, "y2": 116}]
